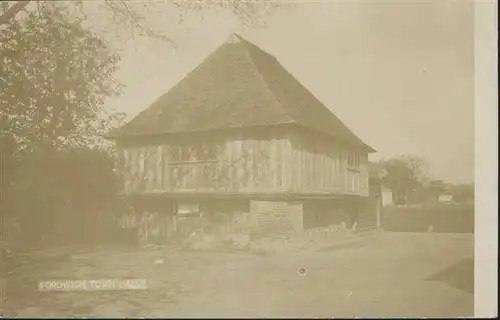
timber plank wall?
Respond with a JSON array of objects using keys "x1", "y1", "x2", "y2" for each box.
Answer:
[{"x1": 114, "y1": 126, "x2": 369, "y2": 197}]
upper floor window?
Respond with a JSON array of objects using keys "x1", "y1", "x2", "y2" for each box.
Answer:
[
  {"x1": 168, "y1": 143, "x2": 217, "y2": 163},
  {"x1": 347, "y1": 151, "x2": 360, "y2": 169}
]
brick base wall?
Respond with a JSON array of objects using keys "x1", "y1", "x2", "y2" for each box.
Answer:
[{"x1": 249, "y1": 200, "x2": 303, "y2": 240}]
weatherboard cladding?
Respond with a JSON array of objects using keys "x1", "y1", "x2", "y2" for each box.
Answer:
[{"x1": 108, "y1": 34, "x2": 374, "y2": 152}]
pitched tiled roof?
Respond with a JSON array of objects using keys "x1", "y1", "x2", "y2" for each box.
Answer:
[{"x1": 107, "y1": 33, "x2": 375, "y2": 152}]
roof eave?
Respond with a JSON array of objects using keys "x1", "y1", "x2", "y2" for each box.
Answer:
[
  {"x1": 366, "y1": 145, "x2": 377, "y2": 153},
  {"x1": 103, "y1": 122, "x2": 299, "y2": 141}
]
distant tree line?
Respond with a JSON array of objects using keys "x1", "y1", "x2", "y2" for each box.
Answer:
[{"x1": 379, "y1": 155, "x2": 474, "y2": 205}]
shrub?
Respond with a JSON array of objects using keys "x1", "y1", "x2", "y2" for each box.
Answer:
[{"x1": 3, "y1": 147, "x2": 126, "y2": 251}]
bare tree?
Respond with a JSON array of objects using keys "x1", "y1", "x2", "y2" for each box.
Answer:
[{"x1": 1, "y1": 1, "x2": 289, "y2": 44}]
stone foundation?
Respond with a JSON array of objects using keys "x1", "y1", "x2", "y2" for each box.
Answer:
[{"x1": 126, "y1": 198, "x2": 368, "y2": 250}]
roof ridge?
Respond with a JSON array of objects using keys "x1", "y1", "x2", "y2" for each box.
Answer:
[
  {"x1": 109, "y1": 60, "x2": 203, "y2": 136},
  {"x1": 108, "y1": 34, "x2": 375, "y2": 152},
  {"x1": 262, "y1": 56, "x2": 375, "y2": 150},
  {"x1": 238, "y1": 37, "x2": 296, "y2": 125}
]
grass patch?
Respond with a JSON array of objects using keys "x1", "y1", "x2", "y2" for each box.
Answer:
[{"x1": 382, "y1": 202, "x2": 474, "y2": 233}]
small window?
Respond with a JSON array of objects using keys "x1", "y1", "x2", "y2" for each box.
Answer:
[
  {"x1": 348, "y1": 151, "x2": 360, "y2": 169},
  {"x1": 169, "y1": 146, "x2": 181, "y2": 162},
  {"x1": 195, "y1": 145, "x2": 205, "y2": 160},
  {"x1": 168, "y1": 143, "x2": 217, "y2": 163},
  {"x1": 180, "y1": 146, "x2": 192, "y2": 162},
  {"x1": 175, "y1": 201, "x2": 200, "y2": 218},
  {"x1": 203, "y1": 144, "x2": 217, "y2": 161}
]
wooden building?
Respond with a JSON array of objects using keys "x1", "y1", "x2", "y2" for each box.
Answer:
[{"x1": 107, "y1": 34, "x2": 378, "y2": 244}]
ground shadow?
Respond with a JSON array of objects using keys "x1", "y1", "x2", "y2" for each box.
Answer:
[{"x1": 425, "y1": 258, "x2": 474, "y2": 294}]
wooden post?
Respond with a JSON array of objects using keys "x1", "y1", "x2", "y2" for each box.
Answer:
[{"x1": 376, "y1": 195, "x2": 382, "y2": 228}]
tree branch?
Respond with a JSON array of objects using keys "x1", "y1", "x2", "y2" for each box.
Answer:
[
  {"x1": 0, "y1": 1, "x2": 31, "y2": 25},
  {"x1": 102, "y1": 0, "x2": 174, "y2": 44}
]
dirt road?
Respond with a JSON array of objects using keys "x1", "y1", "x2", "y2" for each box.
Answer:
[{"x1": 3, "y1": 232, "x2": 474, "y2": 318}]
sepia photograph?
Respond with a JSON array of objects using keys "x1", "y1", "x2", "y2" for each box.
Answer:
[{"x1": 0, "y1": 0, "x2": 496, "y2": 318}]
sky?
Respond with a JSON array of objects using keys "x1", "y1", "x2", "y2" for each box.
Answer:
[{"x1": 97, "y1": 0, "x2": 474, "y2": 184}]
